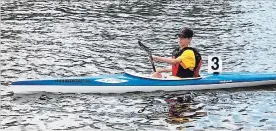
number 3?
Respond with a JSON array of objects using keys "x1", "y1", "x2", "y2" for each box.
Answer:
[
  {"x1": 211, "y1": 57, "x2": 219, "y2": 70},
  {"x1": 208, "y1": 56, "x2": 222, "y2": 74}
]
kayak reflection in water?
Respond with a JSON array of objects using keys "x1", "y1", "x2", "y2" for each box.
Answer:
[{"x1": 165, "y1": 95, "x2": 207, "y2": 124}]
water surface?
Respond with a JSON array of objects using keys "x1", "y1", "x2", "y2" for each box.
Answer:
[{"x1": 1, "y1": 0, "x2": 276, "y2": 130}]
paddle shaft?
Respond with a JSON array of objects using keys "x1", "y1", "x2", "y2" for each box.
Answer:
[
  {"x1": 148, "y1": 52, "x2": 156, "y2": 72},
  {"x1": 138, "y1": 41, "x2": 156, "y2": 72}
]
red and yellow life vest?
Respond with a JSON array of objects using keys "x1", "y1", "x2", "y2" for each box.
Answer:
[{"x1": 171, "y1": 47, "x2": 202, "y2": 78}]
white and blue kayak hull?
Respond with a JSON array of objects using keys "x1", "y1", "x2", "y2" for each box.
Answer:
[{"x1": 10, "y1": 72, "x2": 276, "y2": 93}]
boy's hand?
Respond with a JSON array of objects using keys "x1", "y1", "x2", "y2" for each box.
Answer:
[{"x1": 156, "y1": 68, "x2": 163, "y2": 73}]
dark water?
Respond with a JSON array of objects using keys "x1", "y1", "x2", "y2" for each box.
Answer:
[{"x1": 1, "y1": 0, "x2": 276, "y2": 130}]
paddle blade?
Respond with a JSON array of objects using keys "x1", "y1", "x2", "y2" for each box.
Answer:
[{"x1": 138, "y1": 41, "x2": 150, "y2": 52}]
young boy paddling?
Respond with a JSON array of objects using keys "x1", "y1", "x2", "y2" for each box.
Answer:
[{"x1": 152, "y1": 27, "x2": 202, "y2": 78}]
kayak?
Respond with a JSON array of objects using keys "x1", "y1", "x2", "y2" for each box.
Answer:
[{"x1": 10, "y1": 72, "x2": 276, "y2": 93}]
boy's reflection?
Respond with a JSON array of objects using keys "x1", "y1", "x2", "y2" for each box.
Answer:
[{"x1": 165, "y1": 96, "x2": 207, "y2": 124}]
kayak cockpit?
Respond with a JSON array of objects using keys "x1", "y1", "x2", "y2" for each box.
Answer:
[{"x1": 124, "y1": 72, "x2": 202, "y2": 81}]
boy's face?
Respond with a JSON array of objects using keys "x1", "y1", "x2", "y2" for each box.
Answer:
[{"x1": 178, "y1": 36, "x2": 192, "y2": 47}]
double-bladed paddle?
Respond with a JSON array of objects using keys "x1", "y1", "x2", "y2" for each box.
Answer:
[{"x1": 138, "y1": 41, "x2": 156, "y2": 72}]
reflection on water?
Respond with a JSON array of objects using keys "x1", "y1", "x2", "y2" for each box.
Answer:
[
  {"x1": 165, "y1": 95, "x2": 207, "y2": 125},
  {"x1": 1, "y1": 88, "x2": 276, "y2": 130},
  {"x1": 1, "y1": 0, "x2": 276, "y2": 130}
]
